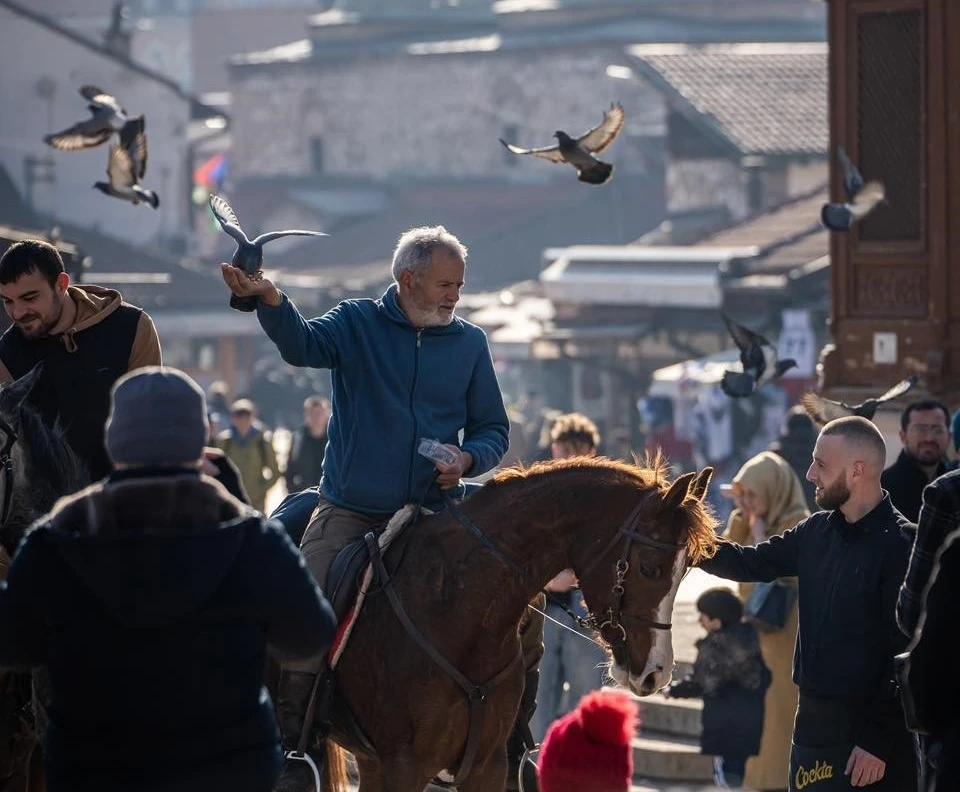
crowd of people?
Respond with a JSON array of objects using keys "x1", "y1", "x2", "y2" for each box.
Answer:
[{"x1": 0, "y1": 232, "x2": 956, "y2": 792}]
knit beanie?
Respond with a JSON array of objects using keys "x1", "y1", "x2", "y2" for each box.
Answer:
[
  {"x1": 105, "y1": 366, "x2": 208, "y2": 467},
  {"x1": 538, "y1": 690, "x2": 639, "y2": 792}
]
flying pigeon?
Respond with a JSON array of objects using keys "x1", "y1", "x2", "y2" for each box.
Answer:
[
  {"x1": 93, "y1": 117, "x2": 158, "y2": 209},
  {"x1": 499, "y1": 103, "x2": 625, "y2": 185},
  {"x1": 720, "y1": 314, "x2": 797, "y2": 398},
  {"x1": 44, "y1": 85, "x2": 128, "y2": 151},
  {"x1": 801, "y1": 375, "x2": 917, "y2": 426},
  {"x1": 209, "y1": 193, "x2": 328, "y2": 313},
  {"x1": 820, "y1": 146, "x2": 886, "y2": 232}
]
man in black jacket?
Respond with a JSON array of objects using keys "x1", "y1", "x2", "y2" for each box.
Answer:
[
  {"x1": 700, "y1": 416, "x2": 915, "y2": 791},
  {"x1": 284, "y1": 395, "x2": 329, "y2": 492},
  {"x1": 881, "y1": 400, "x2": 951, "y2": 522},
  {"x1": 0, "y1": 367, "x2": 336, "y2": 792},
  {"x1": 897, "y1": 468, "x2": 960, "y2": 789}
]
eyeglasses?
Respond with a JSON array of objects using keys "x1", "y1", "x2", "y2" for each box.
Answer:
[{"x1": 907, "y1": 424, "x2": 948, "y2": 437}]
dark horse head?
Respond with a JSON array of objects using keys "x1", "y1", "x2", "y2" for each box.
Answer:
[{"x1": 0, "y1": 364, "x2": 88, "y2": 556}]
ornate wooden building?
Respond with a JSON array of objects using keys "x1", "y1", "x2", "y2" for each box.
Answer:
[{"x1": 822, "y1": 0, "x2": 960, "y2": 403}]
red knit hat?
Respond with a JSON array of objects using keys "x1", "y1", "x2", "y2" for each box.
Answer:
[{"x1": 538, "y1": 690, "x2": 639, "y2": 792}]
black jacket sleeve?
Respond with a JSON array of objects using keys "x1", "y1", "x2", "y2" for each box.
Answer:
[
  {"x1": 898, "y1": 476, "x2": 960, "y2": 638},
  {"x1": 698, "y1": 522, "x2": 803, "y2": 582},
  {"x1": 256, "y1": 520, "x2": 336, "y2": 660},
  {"x1": 859, "y1": 528, "x2": 913, "y2": 760},
  {"x1": 0, "y1": 531, "x2": 47, "y2": 668},
  {"x1": 213, "y1": 454, "x2": 251, "y2": 505}
]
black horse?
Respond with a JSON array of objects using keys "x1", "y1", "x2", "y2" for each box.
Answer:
[{"x1": 0, "y1": 364, "x2": 87, "y2": 792}]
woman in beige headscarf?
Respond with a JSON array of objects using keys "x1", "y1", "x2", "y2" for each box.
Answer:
[{"x1": 725, "y1": 451, "x2": 809, "y2": 792}]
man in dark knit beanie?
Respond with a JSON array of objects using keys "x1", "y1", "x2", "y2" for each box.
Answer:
[{"x1": 0, "y1": 366, "x2": 336, "y2": 792}]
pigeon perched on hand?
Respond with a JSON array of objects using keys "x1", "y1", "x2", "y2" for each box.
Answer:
[
  {"x1": 44, "y1": 85, "x2": 128, "y2": 151},
  {"x1": 499, "y1": 103, "x2": 625, "y2": 185},
  {"x1": 820, "y1": 145, "x2": 886, "y2": 232},
  {"x1": 209, "y1": 193, "x2": 328, "y2": 313},
  {"x1": 92, "y1": 117, "x2": 159, "y2": 209},
  {"x1": 720, "y1": 313, "x2": 797, "y2": 398},
  {"x1": 801, "y1": 375, "x2": 917, "y2": 426}
]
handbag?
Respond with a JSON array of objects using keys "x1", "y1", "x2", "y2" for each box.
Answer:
[{"x1": 744, "y1": 579, "x2": 797, "y2": 632}]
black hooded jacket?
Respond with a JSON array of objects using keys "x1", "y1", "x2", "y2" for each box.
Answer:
[{"x1": 0, "y1": 469, "x2": 335, "y2": 792}]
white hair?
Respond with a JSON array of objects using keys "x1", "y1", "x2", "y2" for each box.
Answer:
[{"x1": 390, "y1": 225, "x2": 468, "y2": 283}]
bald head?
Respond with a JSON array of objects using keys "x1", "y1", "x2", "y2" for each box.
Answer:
[
  {"x1": 807, "y1": 416, "x2": 886, "y2": 512},
  {"x1": 820, "y1": 416, "x2": 887, "y2": 471}
]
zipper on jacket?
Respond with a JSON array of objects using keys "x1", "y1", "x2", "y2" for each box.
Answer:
[{"x1": 406, "y1": 329, "x2": 424, "y2": 501}]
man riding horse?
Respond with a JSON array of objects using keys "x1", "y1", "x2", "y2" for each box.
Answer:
[{"x1": 220, "y1": 225, "x2": 539, "y2": 790}]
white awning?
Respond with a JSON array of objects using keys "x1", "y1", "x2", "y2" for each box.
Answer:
[{"x1": 648, "y1": 348, "x2": 741, "y2": 399}]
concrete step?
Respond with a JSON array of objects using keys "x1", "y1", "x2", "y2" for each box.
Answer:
[
  {"x1": 635, "y1": 693, "x2": 702, "y2": 740},
  {"x1": 632, "y1": 734, "x2": 715, "y2": 783}
]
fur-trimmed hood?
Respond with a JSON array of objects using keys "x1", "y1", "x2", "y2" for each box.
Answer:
[{"x1": 36, "y1": 469, "x2": 260, "y2": 627}]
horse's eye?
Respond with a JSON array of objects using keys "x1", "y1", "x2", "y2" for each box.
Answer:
[{"x1": 638, "y1": 564, "x2": 662, "y2": 580}]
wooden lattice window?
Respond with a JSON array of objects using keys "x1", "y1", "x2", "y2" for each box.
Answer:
[{"x1": 855, "y1": 8, "x2": 923, "y2": 242}]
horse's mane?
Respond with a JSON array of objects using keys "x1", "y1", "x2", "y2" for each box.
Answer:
[
  {"x1": 488, "y1": 450, "x2": 718, "y2": 563},
  {"x1": 18, "y1": 403, "x2": 87, "y2": 498}
]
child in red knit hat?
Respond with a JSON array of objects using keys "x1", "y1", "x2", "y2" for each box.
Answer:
[{"x1": 537, "y1": 689, "x2": 639, "y2": 792}]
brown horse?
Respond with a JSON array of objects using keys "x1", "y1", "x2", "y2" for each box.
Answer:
[{"x1": 319, "y1": 454, "x2": 718, "y2": 792}]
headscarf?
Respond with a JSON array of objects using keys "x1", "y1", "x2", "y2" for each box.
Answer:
[{"x1": 732, "y1": 451, "x2": 810, "y2": 539}]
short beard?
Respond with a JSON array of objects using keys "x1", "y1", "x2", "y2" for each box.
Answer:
[
  {"x1": 19, "y1": 305, "x2": 62, "y2": 339},
  {"x1": 816, "y1": 474, "x2": 851, "y2": 511}
]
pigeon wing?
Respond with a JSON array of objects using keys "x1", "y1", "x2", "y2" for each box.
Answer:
[
  {"x1": 801, "y1": 393, "x2": 853, "y2": 426},
  {"x1": 498, "y1": 138, "x2": 566, "y2": 164},
  {"x1": 120, "y1": 117, "x2": 147, "y2": 179},
  {"x1": 722, "y1": 313, "x2": 771, "y2": 354},
  {"x1": 253, "y1": 230, "x2": 329, "y2": 245},
  {"x1": 44, "y1": 119, "x2": 113, "y2": 151},
  {"x1": 837, "y1": 145, "x2": 864, "y2": 199},
  {"x1": 209, "y1": 194, "x2": 250, "y2": 245},
  {"x1": 849, "y1": 181, "x2": 886, "y2": 218},
  {"x1": 106, "y1": 145, "x2": 135, "y2": 189},
  {"x1": 80, "y1": 85, "x2": 124, "y2": 115},
  {"x1": 576, "y1": 103, "x2": 625, "y2": 154},
  {"x1": 874, "y1": 374, "x2": 918, "y2": 405}
]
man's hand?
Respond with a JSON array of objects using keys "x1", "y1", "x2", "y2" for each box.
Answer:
[
  {"x1": 435, "y1": 444, "x2": 472, "y2": 489},
  {"x1": 845, "y1": 746, "x2": 886, "y2": 787},
  {"x1": 220, "y1": 263, "x2": 282, "y2": 307}
]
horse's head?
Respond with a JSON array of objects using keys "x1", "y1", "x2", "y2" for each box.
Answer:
[{"x1": 572, "y1": 461, "x2": 717, "y2": 697}]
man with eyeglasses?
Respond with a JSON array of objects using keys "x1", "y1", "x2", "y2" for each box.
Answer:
[{"x1": 881, "y1": 400, "x2": 953, "y2": 522}]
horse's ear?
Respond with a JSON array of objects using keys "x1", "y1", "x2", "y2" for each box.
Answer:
[
  {"x1": 690, "y1": 467, "x2": 714, "y2": 502},
  {"x1": 0, "y1": 362, "x2": 43, "y2": 414},
  {"x1": 661, "y1": 471, "x2": 696, "y2": 512}
]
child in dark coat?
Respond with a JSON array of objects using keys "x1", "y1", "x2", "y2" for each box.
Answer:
[{"x1": 666, "y1": 587, "x2": 771, "y2": 789}]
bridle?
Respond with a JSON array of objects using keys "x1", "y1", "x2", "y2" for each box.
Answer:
[
  {"x1": 441, "y1": 490, "x2": 686, "y2": 668},
  {"x1": 576, "y1": 495, "x2": 686, "y2": 667},
  {"x1": 0, "y1": 414, "x2": 17, "y2": 525}
]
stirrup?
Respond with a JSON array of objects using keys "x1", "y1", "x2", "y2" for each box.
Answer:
[
  {"x1": 283, "y1": 750, "x2": 322, "y2": 792},
  {"x1": 518, "y1": 745, "x2": 540, "y2": 792}
]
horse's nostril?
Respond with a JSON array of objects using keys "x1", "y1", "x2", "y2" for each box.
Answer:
[
  {"x1": 640, "y1": 671, "x2": 658, "y2": 693},
  {"x1": 655, "y1": 664, "x2": 664, "y2": 672}
]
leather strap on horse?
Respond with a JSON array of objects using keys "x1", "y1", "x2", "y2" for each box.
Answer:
[
  {"x1": 365, "y1": 532, "x2": 521, "y2": 785},
  {"x1": 441, "y1": 492, "x2": 595, "y2": 630}
]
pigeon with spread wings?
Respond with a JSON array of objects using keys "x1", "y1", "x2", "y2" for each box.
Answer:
[
  {"x1": 44, "y1": 85, "x2": 128, "y2": 151},
  {"x1": 92, "y1": 117, "x2": 158, "y2": 209},
  {"x1": 720, "y1": 314, "x2": 797, "y2": 398},
  {"x1": 499, "y1": 103, "x2": 625, "y2": 185},
  {"x1": 801, "y1": 375, "x2": 917, "y2": 426},
  {"x1": 820, "y1": 145, "x2": 886, "y2": 232},
  {"x1": 209, "y1": 193, "x2": 328, "y2": 313}
]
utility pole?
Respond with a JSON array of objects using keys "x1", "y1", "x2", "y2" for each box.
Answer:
[{"x1": 23, "y1": 155, "x2": 56, "y2": 213}]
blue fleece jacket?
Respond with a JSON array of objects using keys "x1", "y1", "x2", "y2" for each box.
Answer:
[{"x1": 257, "y1": 285, "x2": 509, "y2": 514}]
